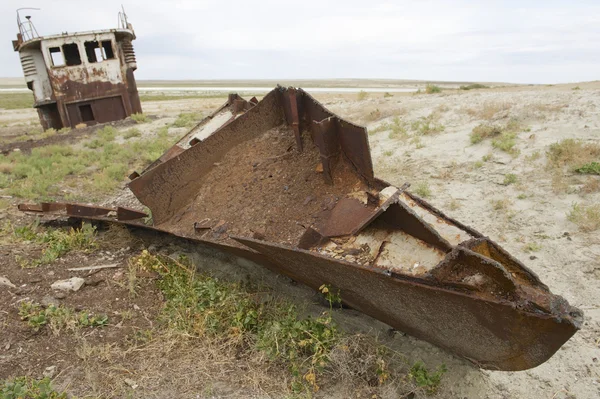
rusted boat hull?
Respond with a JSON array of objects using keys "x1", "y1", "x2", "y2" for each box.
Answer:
[{"x1": 18, "y1": 86, "x2": 582, "y2": 371}]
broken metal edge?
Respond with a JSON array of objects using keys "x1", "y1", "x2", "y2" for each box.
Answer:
[
  {"x1": 16, "y1": 203, "x2": 582, "y2": 370},
  {"x1": 232, "y1": 235, "x2": 581, "y2": 371}
]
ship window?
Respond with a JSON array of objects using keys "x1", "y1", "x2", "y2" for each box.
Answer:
[
  {"x1": 62, "y1": 43, "x2": 81, "y2": 66},
  {"x1": 79, "y1": 104, "x2": 94, "y2": 122},
  {"x1": 48, "y1": 47, "x2": 65, "y2": 67},
  {"x1": 85, "y1": 40, "x2": 115, "y2": 63},
  {"x1": 102, "y1": 40, "x2": 115, "y2": 59}
]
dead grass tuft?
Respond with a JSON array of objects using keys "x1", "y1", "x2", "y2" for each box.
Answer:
[
  {"x1": 581, "y1": 177, "x2": 600, "y2": 194},
  {"x1": 547, "y1": 139, "x2": 600, "y2": 170},
  {"x1": 568, "y1": 203, "x2": 600, "y2": 232}
]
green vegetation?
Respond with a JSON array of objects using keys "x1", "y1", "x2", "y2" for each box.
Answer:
[
  {"x1": 123, "y1": 127, "x2": 142, "y2": 139},
  {"x1": 414, "y1": 182, "x2": 431, "y2": 198},
  {"x1": 0, "y1": 93, "x2": 34, "y2": 110},
  {"x1": 411, "y1": 113, "x2": 445, "y2": 135},
  {"x1": 0, "y1": 128, "x2": 175, "y2": 200},
  {"x1": 131, "y1": 113, "x2": 150, "y2": 123},
  {"x1": 568, "y1": 203, "x2": 600, "y2": 232},
  {"x1": 572, "y1": 86, "x2": 581, "y2": 90},
  {"x1": 172, "y1": 112, "x2": 201, "y2": 128},
  {"x1": 522, "y1": 242, "x2": 542, "y2": 253},
  {"x1": 425, "y1": 84, "x2": 442, "y2": 94},
  {"x1": 470, "y1": 124, "x2": 502, "y2": 144},
  {"x1": 19, "y1": 301, "x2": 108, "y2": 333},
  {"x1": 383, "y1": 149, "x2": 394, "y2": 157},
  {"x1": 470, "y1": 119, "x2": 523, "y2": 155},
  {"x1": 459, "y1": 83, "x2": 489, "y2": 90},
  {"x1": 130, "y1": 251, "x2": 341, "y2": 392},
  {"x1": 369, "y1": 117, "x2": 408, "y2": 139},
  {"x1": 409, "y1": 361, "x2": 447, "y2": 395},
  {"x1": 128, "y1": 251, "x2": 442, "y2": 394},
  {"x1": 0, "y1": 376, "x2": 66, "y2": 399},
  {"x1": 357, "y1": 90, "x2": 368, "y2": 100},
  {"x1": 503, "y1": 173, "x2": 518, "y2": 185},
  {"x1": 10, "y1": 221, "x2": 98, "y2": 267},
  {"x1": 383, "y1": 92, "x2": 393, "y2": 98},
  {"x1": 575, "y1": 162, "x2": 600, "y2": 175}
]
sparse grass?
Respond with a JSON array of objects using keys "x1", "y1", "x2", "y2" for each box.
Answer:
[
  {"x1": 547, "y1": 139, "x2": 600, "y2": 172},
  {"x1": 567, "y1": 203, "x2": 600, "y2": 232},
  {"x1": 517, "y1": 193, "x2": 527, "y2": 200},
  {"x1": 0, "y1": 376, "x2": 66, "y2": 399},
  {"x1": 11, "y1": 222, "x2": 98, "y2": 267},
  {"x1": 172, "y1": 112, "x2": 201, "y2": 128},
  {"x1": 123, "y1": 128, "x2": 142, "y2": 139},
  {"x1": 357, "y1": 90, "x2": 368, "y2": 100},
  {"x1": 492, "y1": 132, "x2": 519, "y2": 155},
  {"x1": 127, "y1": 250, "x2": 440, "y2": 394},
  {"x1": 522, "y1": 242, "x2": 542, "y2": 253},
  {"x1": 411, "y1": 113, "x2": 444, "y2": 135},
  {"x1": 383, "y1": 92, "x2": 393, "y2": 98},
  {"x1": 471, "y1": 101, "x2": 513, "y2": 120},
  {"x1": 447, "y1": 198, "x2": 461, "y2": 211},
  {"x1": 130, "y1": 113, "x2": 150, "y2": 123},
  {"x1": 0, "y1": 92, "x2": 34, "y2": 110},
  {"x1": 491, "y1": 198, "x2": 511, "y2": 211},
  {"x1": 367, "y1": 108, "x2": 382, "y2": 121},
  {"x1": 503, "y1": 173, "x2": 518, "y2": 185},
  {"x1": 383, "y1": 149, "x2": 394, "y2": 157},
  {"x1": 388, "y1": 117, "x2": 408, "y2": 139},
  {"x1": 425, "y1": 84, "x2": 442, "y2": 94},
  {"x1": 572, "y1": 86, "x2": 581, "y2": 90},
  {"x1": 1, "y1": 130, "x2": 176, "y2": 200},
  {"x1": 581, "y1": 177, "x2": 600, "y2": 194},
  {"x1": 472, "y1": 160, "x2": 483, "y2": 169},
  {"x1": 414, "y1": 182, "x2": 431, "y2": 198},
  {"x1": 459, "y1": 83, "x2": 489, "y2": 90},
  {"x1": 19, "y1": 301, "x2": 108, "y2": 334},
  {"x1": 470, "y1": 124, "x2": 502, "y2": 144}
]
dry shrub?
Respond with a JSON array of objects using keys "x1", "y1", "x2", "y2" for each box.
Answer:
[
  {"x1": 0, "y1": 162, "x2": 14, "y2": 174},
  {"x1": 568, "y1": 203, "x2": 600, "y2": 232},
  {"x1": 547, "y1": 139, "x2": 600, "y2": 170},
  {"x1": 581, "y1": 177, "x2": 600, "y2": 194},
  {"x1": 470, "y1": 124, "x2": 502, "y2": 144},
  {"x1": 479, "y1": 101, "x2": 513, "y2": 120}
]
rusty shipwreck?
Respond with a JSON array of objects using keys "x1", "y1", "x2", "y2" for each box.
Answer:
[
  {"x1": 19, "y1": 87, "x2": 583, "y2": 371},
  {"x1": 12, "y1": 8, "x2": 142, "y2": 130}
]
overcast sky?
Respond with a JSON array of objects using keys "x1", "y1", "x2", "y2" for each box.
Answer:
[{"x1": 2, "y1": 0, "x2": 599, "y2": 84}]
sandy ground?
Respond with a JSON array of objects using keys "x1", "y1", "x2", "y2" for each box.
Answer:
[{"x1": 1, "y1": 82, "x2": 599, "y2": 398}]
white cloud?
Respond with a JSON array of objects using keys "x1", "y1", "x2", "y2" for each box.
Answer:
[{"x1": 1, "y1": 0, "x2": 599, "y2": 83}]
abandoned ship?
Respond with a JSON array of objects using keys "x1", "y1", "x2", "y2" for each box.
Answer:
[
  {"x1": 12, "y1": 9, "x2": 142, "y2": 130},
  {"x1": 19, "y1": 86, "x2": 583, "y2": 371}
]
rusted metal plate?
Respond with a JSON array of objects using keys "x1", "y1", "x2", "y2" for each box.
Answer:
[
  {"x1": 65, "y1": 204, "x2": 113, "y2": 217},
  {"x1": 233, "y1": 236, "x2": 580, "y2": 371},
  {"x1": 315, "y1": 198, "x2": 379, "y2": 237},
  {"x1": 116, "y1": 206, "x2": 147, "y2": 221}
]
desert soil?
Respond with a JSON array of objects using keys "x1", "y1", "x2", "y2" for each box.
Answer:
[{"x1": 1, "y1": 81, "x2": 599, "y2": 398}]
